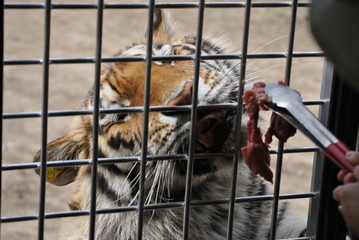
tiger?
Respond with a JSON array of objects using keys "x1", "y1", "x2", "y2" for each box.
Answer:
[{"x1": 33, "y1": 9, "x2": 306, "y2": 240}]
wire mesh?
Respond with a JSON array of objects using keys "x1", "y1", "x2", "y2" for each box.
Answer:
[{"x1": 1, "y1": 1, "x2": 336, "y2": 240}]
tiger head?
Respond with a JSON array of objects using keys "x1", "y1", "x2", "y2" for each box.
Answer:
[{"x1": 34, "y1": 9, "x2": 245, "y2": 203}]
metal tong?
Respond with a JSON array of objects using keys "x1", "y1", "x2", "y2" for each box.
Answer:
[{"x1": 263, "y1": 83, "x2": 354, "y2": 173}]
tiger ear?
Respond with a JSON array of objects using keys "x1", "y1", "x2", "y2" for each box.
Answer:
[
  {"x1": 151, "y1": 9, "x2": 175, "y2": 44},
  {"x1": 33, "y1": 132, "x2": 85, "y2": 186}
]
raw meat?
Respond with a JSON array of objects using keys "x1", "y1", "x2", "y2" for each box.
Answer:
[
  {"x1": 241, "y1": 81, "x2": 297, "y2": 183},
  {"x1": 241, "y1": 90, "x2": 273, "y2": 183},
  {"x1": 264, "y1": 111, "x2": 296, "y2": 144}
]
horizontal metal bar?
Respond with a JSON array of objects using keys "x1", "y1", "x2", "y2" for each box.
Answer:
[
  {"x1": 302, "y1": 99, "x2": 327, "y2": 105},
  {"x1": 4, "y1": 2, "x2": 311, "y2": 10},
  {"x1": 4, "y1": 58, "x2": 43, "y2": 65},
  {"x1": 1, "y1": 192, "x2": 316, "y2": 223},
  {"x1": 205, "y1": 1, "x2": 310, "y2": 8},
  {"x1": 4, "y1": 56, "x2": 147, "y2": 65},
  {"x1": 143, "y1": 192, "x2": 316, "y2": 211},
  {"x1": 2, "y1": 99, "x2": 325, "y2": 120},
  {"x1": 197, "y1": 192, "x2": 316, "y2": 204},
  {"x1": 3, "y1": 52, "x2": 324, "y2": 66},
  {"x1": 1, "y1": 206, "x2": 138, "y2": 223},
  {"x1": 277, "y1": 238, "x2": 314, "y2": 240},
  {"x1": 1, "y1": 153, "x2": 232, "y2": 171},
  {"x1": 269, "y1": 146, "x2": 320, "y2": 154},
  {"x1": 1, "y1": 214, "x2": 39, "y2": 222},
  {"x1": 247, "y1": 51, "x2": 324, "y2": 59},
  {"x1": 3, "y1": 111, "x2": 43, "y2": 118},
  {"x1": 2, "y1": 146, "x2": 318, "y2": 171},
  {"x1": 3, "y1": 103, "x2": 237, "y2": 119}
]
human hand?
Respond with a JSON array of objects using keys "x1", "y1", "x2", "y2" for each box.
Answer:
[
  {"x1": 333, "y1": 162, "x2": 359, "y2": 237},
  {"x1": 337, "y1": 151, "x2": 359, "y2": 183}
]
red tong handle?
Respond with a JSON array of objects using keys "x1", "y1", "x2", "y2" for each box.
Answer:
[{"x1": 324, "y1": 141, "x2": 354, "y2": 172}]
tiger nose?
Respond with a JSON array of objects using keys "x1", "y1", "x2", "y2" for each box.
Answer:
[{"x1": 167, "y1": 82, "x2": 193, "y2": 106}]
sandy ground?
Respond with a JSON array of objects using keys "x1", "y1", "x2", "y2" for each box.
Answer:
[{"x1": 2, "y1": 0, "x2": 324, "y2": 239}]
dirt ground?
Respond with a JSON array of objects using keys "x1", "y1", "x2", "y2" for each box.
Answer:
[{"x1": 2, "y1": 0, "x2": 324, "y2": 239}]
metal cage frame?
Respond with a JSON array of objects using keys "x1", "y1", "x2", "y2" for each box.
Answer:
[{"x1": 1, "y1": 1, "x2": 357, "y2": 240}]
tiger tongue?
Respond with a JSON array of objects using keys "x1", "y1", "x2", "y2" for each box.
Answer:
[{"x1": 195, "y1": 110, "x2": 227, "y2": 149}]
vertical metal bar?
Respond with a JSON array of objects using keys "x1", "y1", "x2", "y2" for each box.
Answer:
[
  {"x1": 37, "y1": 0, "x2": 52, "y2": 239},
  {"x1": 306, "y1": 61, "x2": 333, "y2": 238},
  {"x1": 283, "y1": 0, "x2": 298, "y2": 85},
  {"x1": 137, "y1": 1, "x2": 155, "y2": 239},
  {"x1": 89, "y1": 0, "x2": 104, "y2": 239},
  {"x1": 182, "y1": 0, "x2": 205, "y2": 239},
  {"x1": 269, "y1": 0, "x2": 298, "y2": 239},
  {"x1": 0, "y1": 0, "x2": 4, "y2": 236},
  {"x1": 268, "y1": 141, "x2": 285, "y2": 240},
  {"x1": 313, "y1": 67, "x2": 359, "y2": 240},
  {"x1": 226, "y1": 0, "x2": 252, "y2": 239}
]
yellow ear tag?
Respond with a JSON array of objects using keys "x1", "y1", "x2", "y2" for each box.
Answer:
[{"x1": 46, "y1": 167, "x2": 65, "y2": 182}]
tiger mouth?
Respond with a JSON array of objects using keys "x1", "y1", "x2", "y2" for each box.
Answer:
[
  {"x1": 175, "y1": 109, "x2": 230, "y2": 176},
  {"x1": 195, "y1": 110, "x2": 229, "y2": 153}
]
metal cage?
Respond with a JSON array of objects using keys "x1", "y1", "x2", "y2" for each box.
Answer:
[{"x1": 1, "y1": 1, "x2": 358, "y2": 240}]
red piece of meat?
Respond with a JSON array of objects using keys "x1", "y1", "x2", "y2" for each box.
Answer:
[
  {"x1": 262, "y1": 81, "x2": 297, "y2": 144},
  {"x1": 241, "y1": 81, "x2": 297, "y2": 183},
  {"x1": 264, "y1": 112, "x2": 297, "y2": 144},
  {"x1": 241, "y1": 90, "x2": 273, "y2": 183}
]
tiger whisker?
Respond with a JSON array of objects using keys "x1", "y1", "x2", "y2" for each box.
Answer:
[{"x1": 252, "y1": 27, "x2": 306, "y2": 53}]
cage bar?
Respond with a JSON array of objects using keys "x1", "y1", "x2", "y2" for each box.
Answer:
[
  {"x1": 226, "y1": 0, "x2": 252, "y2": 238},
  {"x1": 305, "y1": 61, "x2": 334, "y2": 239},
  {"x1": 311, "y1": 65, "x2": 359, "y2": 240},
  {"x1": 0, "y1": 0, "x2": 4, "y2": 237},
  {"x1": 182, "y1": 1, "x2": 206, "y2": 239},
  {"x1": 1, "y1": 146, "x2": 320, "y2": 173},
  {"x1": 3, "y1": 51, "x2": 324, "y2": 66},
  {"x1": 2, "y1": 100, "x2": 324, "y2": 120},
  {"x1": 136, "y1": 1, "x2": 156, "y2": 239},
  {"x1": 37, "y1": 0, "x2": 52, "y2": 239},
  {"x1": 87, "y1": 0, "x2": 105, "y2": 239},
  {"x1": 269, "y1": 0, "x2": 298, "y2": 239}
]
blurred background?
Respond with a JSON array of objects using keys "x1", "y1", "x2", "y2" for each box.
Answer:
[{"x1": 2, "y1": 0, "x2": 323, "y2": 239}]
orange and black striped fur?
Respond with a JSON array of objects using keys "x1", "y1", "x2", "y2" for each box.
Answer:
[{"x1": 34, "y1": 10, "x2": 306, "y2": 240}]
